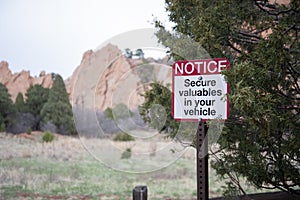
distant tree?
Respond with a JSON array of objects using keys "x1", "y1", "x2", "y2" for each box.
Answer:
[
  {"x1": 15, "y1": 92, "x2": 26, "y2": 112},
  {"x1": 0, "y1": 83, "x2": 15, "y2": 129},
  {"x1": 135, "y1": 48, "x2": 145, "y2": 59},
  {"x1": 124, "y1": 48, "x2": 133, "y2": 58},
  {"x1": 51, "y1": 72, "x2": 56, "y2": 80},
  {"x1": 25, "y1": 84, "x2": 49, "y2": 130},
  {"x1": 25, "y1": 85, "x2": 49, "y2": 116},
  {"x1": 41, "y1": 74, "x2": 76, "y2": 134}
]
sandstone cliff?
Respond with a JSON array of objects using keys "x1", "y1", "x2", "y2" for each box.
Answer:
[
  {"x1": 0, "y1": 61, "x2": 53, "y2": 102},
  {"x1": 67, "y1": 44, "x2": 172, "y2": 112},
  {"x1": 1, "y1": 44, "x2": 172, "y2": 111},
  {"x1": 68, "y1": 44, "x2": 145, "y2": 111}
]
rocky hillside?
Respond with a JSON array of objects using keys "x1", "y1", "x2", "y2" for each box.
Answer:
[
  {"x1": 0, "y1": 44, "x2": 172, "y2": 110},
  {"x1": 64, "y1": 43, "x2": 172, "y2": 111},
  {"x1": 0, "y1": 61, "x2": 53, "y2": 101},
  {"x1": 65, "y1": 43, "x2": 145, "y2": 111}
]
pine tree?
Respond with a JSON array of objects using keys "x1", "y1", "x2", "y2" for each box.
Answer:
[
  {"x1": 25, "y1": 84, "x2": 49, "y2": 130},
  {"x1": 15, "y1": 92, "x2": 26, "y2": 112},
  {"x1": 41, "y1": 74, "x2": 76, "y2": 134},
  {"x1": 25, "y1": 85, "x2": 50, "y2": 116},
  {"x1": 0, "y1": 83, "x2": 15, "y2": 129}
]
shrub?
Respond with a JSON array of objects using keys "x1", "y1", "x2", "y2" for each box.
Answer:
[
  {"x1": 104, "y1": 107, "x2": 113, "y2": 119},
  {"x1": 26, "y1": 127, "x2": 32, "y2": 135},
  {"x1": 113, "y1": 132, "x2": 135, "y2": 141},
  {"x1": 0, "y1": 123, "x2": 6, "y2": 132},
  {"x1": 121, "y1": 148, "x2": 132, "y2": 159},
  {"x1": 42, "y1": 131, "x2": 55, "y2": 143},
  {"x1": 104, "y1": 104, "x2": 133, "y2": 121},
  {"x1": 7, "y1": 112, "x2": 36, "y2": 134}
]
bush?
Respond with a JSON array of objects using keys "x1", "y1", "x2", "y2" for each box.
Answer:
[
  {"x1": 0, "y1": 123, "x2": 6, "y2": 132},
  {"x1": 113, "y1": 132, "x2": 135, "y2": 141},
  {"x1": 7, "y1": 112, "x2": 36, "y2": 134},
  {"x1": 104, "y1": 104, "x2": 133, "y2": 121},
  {"x1": 104, "y1": 107, "x2": 113, "y2": 119},
  {"x1": 121, "y1": 148, "x2": 132, "y2": 159},
  {"x1": 26, "y1": 127, "x2": 32, "y2": 135},
  {"x1": 42, "y1": 131, "x2": 55, "y2": 143}
]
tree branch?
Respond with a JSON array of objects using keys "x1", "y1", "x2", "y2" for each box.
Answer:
[
  {"x1": 254, "y1": 1, "x2": 297, "y2": 16},
  {"x1": 228, "y1": 41, "x2": 243, "y2": 54},
  {"x1": 238, "y1": 31, "x2": 262, "y2": 40}
]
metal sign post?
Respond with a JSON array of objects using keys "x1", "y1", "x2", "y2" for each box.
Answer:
[
  {"x1": 197, "y1": 119, "x2": 208, "y2": 200},
  {"x1": 171, "y1": 58, "x2": 230, "y2": 200}
]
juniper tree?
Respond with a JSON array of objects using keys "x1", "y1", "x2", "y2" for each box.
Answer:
[
  {"x1": 0, "y1": 83, "x2": 15, "y2": 129},
  {"x1": 15, "y1": 92, "x2": 26, "y2": 112},
  {"x1": 41, "y1": 74, "x2": 76, "y2": 134},
  {"x1": 25, "y1": 84, "x2": 50, "y2": 130},
  {"x1": 148, "y1": 0, "x2": 300, "y2": 195}
]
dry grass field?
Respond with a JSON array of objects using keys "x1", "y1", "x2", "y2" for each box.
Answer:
[{"x1": 0, "y1": 131, "x2": 268, "y2": 200}]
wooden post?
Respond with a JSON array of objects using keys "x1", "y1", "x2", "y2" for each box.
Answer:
[
  {"x1": 133, "y1": 185, "x2": 147, "y2": 200},
  {"x1": 197, "y1": 119, "x2": 208, "y2": 200}
]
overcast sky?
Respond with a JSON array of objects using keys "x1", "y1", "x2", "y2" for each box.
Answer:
[{"x1": 0, "y1": 0, "x2": 171, "y2": 78}]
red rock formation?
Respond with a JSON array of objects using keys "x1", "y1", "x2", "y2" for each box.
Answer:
[
  {"x1": 68, "y1": 44, "x2": 172, "y2": 111},
  {"x1": 1, "y1": 44, "x2": 171, "y2": 110},
  {"x1": 0, "y1": 61, "x2": 53, "y2": 102},
  {"x1": 68, "y1": 44, "x2": 145, "y2": 111}
]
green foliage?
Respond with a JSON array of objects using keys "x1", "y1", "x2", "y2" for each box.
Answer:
[
  {"x1": 222, "y1": 181, "x2": 242, "y2": 199},
  {"x1": 124, "y1": 48, "x2": 145, "y2": 59},
  {"x1": 139, "y1": 82, "x2": 178, "y2": 137},
  {"x1": 121, "y1": 148, "x2": 132, "y2": 159},
  {"x1": 104, "y1": 107, "x2": 113, "y2": 119},
  {"x1": 0, "y1": 83, "x2": 15, "y2": 128},
  {"x1": 47, "y1": 74, "x2": 69, "y2": 103},
  {"x1": 25, "y1": 84, "x2": 49, "y2": 130},
  {"x1": 41, "y1": 74, "x2": 76, "y2": 134},
  {"x1": 105, "y1": 103, "x2": 133, "y2": 121},
  {"x1": 157, "y1": 0, "x2": 300, "y2": 194},
  {"x1": 134, "y1": 48, "x2": 144, "y2": 59},
  {"x1": 124, "y1": 48, "x2": 133, "y2": 58},
  {"x1": 15, "y1": 92, "x2": 26, "y2": 112},
  {"x1": 0, "y1": 123, "x2": 6, "y2": 132},
  {"x1": 25, "y1": 85, "x2": 49, "y2": 116},
  {"x1": 42, "y1": 131, "x2": 55, "y2": 143},
  {"x1": 26, "y1": 127, "x2": 32, "y2": 135},
  {"x1": 113, "y1": 132, "x2": 135, "y2": 142},
  {"x1": 113, "y1": 103, "x2": 133, "y2": 120},
  {"x1": 139, "y1": 82, "x2": 197, "y2": 143}
]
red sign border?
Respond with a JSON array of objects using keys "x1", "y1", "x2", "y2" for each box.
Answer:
[{"x1": 172, "y1": 58, "x2": 230, "y2": 121}]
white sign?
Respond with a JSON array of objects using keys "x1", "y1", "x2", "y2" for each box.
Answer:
[{"x1": 172, "y1": 59, "x2": 230, "y2": 121}]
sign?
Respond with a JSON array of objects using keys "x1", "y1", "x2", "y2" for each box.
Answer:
[{"x1": 172, "y1": 58, "x2": 230, "y2": 120}]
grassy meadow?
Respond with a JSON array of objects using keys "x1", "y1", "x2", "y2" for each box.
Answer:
[{"x1": 0, "y1": 131, "x2": 264, "y2": 199}]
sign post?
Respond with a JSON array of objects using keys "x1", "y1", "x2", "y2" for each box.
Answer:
[
  {"x1": 172, "y1": 58, "x2": 230, "y2": 200},
  {"x1": 196, "y1": 119, "x2": 208, "y2": 200}
]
